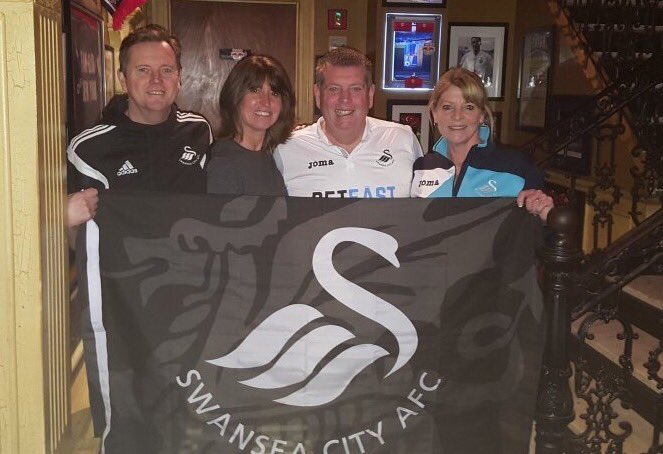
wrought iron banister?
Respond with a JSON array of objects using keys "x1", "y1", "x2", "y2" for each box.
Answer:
[
  {"x1": 536, "y1": 206, "x2": 662, "y2": 453},
  {"x1": 534, "y1": 2, "x2": 662, "y2": 453},
  {"x1": 572, "y1": 207, "x2": 663, "y2": 319},
  {"x1": 521, "y1": 78, "x2": 661, "y2": 166},
  {"x1": 555, "y1": 0, "x2": 663, "y2": 209},
  {"x1": 521, "y1": 1, "x2": 662, "y2": 250},
  {"x1": 561, "y1": 208, "x2": 662, "y2": 454},
  {"x1": 520, "y1": 75, "x2": 661, "y2": 245}
]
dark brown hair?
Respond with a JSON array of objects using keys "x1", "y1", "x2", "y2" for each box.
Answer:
[
  {"x1": 119, "y1": 24, "x2": 182, "y2": 74},
  {"x1": 218, "y1": 55, "x2": 295, "y2": 153},
  {"x1": 315, "y1": 46, "x2": 373, "y2": 87}
]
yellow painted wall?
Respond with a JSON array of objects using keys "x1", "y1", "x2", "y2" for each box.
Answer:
[
  {"x1": 0, "y1": 0, "x2": 69, "y2": 451},
  {"x1": 0, "y1": 4, "x2": 46, "y2": 452}
]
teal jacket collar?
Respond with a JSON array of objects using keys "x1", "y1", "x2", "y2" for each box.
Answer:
[{"x1": 432, "y1": 124, "x2": 490, "y2": 157}]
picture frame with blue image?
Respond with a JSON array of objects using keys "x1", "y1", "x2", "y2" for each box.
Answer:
[{"x1": 383, "y1": 13, "x2": 443, "y2": 91}]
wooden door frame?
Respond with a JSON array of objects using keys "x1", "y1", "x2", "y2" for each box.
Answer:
[{"x1": 149, "y1": 0, "x2": 314, "y2": 123}]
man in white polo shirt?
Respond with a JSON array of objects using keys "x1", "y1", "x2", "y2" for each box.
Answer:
[{"x1": 274, "y1": 47, "x2": 423, "y2": 198}]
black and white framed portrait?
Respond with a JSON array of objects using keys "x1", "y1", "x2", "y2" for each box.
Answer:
[{"x1": 447, "y1": 23, "x2": 508, "y2": 100}]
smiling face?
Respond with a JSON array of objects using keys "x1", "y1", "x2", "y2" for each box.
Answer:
[
  {"x1": 471, "y1": 37, "x2": 482, "y2": 54},
  {"x1": 432, "y1": 85, "x2": 485, "y2": 153},
  {"x1": 314, "y1": 64, "x2": 375, "y2": 148},
  {"x1": 237, "y1": 80, "x2": 282, "y2": 140},
  {"x1": 118, "y1": 41, "x2": 180, "y2": 125}
]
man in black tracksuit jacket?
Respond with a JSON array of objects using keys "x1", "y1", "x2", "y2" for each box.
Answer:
[
  {"x1": 66, "y1": 25, "x2": 212, "y2": 228},
  {"x1": 67, "y1": 25, "x2": 214, "y2": 443},
  {"x1": 67, "y1": 93, "x2": 212, "y2": 193}
]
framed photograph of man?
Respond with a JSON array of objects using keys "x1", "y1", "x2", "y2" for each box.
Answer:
[
  {"x1": 447, "y1": 23, "x2": 508, "y2": 100},
  {"x1": 387, "y1": 99, "x2": 434, "y2": 153}
]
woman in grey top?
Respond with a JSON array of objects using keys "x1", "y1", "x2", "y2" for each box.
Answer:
[{"x1": 207, "y1": 55, "x2": 295, "y2": 195}]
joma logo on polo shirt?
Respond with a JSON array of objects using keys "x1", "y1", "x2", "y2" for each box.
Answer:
[{"x1": 307, "y1": 159, "x2": 334, "y2": 170}]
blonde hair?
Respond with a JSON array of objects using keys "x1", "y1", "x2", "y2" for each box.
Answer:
[{"x1": 428, "y1": 67, "x2": 493, "y2": 138}]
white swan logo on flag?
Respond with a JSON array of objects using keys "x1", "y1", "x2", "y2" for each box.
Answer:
[{"x1": 206, "y1": 227, "x2": 419, "y2": 407}]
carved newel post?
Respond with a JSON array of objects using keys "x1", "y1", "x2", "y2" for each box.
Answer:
[{"x1": 535, "y1": 206, "x2": 583, "y2": 453}]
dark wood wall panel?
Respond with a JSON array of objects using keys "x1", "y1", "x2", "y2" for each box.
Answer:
[{"x1": 172, "y1": 0, "x2": 297, "y2": 136}]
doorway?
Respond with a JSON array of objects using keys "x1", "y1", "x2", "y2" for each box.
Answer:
[{"x1": 172, "y1": 0, "x2": 298, "y2": 136}]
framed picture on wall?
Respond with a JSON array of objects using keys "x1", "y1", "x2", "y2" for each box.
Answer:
[
  {"x1": 383, "y1": 13, "x2": 443, "y2": 91},
  {"x1": 382, "y1": 0, "x2": 447, "y2": 7},
  {"x1": 327, "y1": 9, "x2": 347, "y2": 30},
  {"x1": 447, "y1": 23, "x2": 508, "y2": 100},
  {"x1": 387, "y1": 99, "x2": 433, "y2": 153},
  {"x1": 70, "y1": 0, "x2": 103, "y2": 18},
  {"x1": 328, "y1": 35, "x2": 348, "y2": 51},
  {"x1": 104, "y1": 45, "x2": 115, "y2": 105},
  {"x1": 546, "y1": 95, "x2": 593, "y2": 175},
  {"x1": 517, "y1": 27, "x2": 554, "y2": 131},
  {"x1": 66, "y1": 4, "x2": 105, "y2": 140}
]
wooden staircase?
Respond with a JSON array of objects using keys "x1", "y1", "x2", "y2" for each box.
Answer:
[
  {"x1": 531, "y1": 203, "x2": 661, "y2": 454},
  {"x1": 528, "y1": 4, "x2": 662, "y2": 447},
  {"x1": 531, "y1": 0, "x2": 663, "y2": 253}
]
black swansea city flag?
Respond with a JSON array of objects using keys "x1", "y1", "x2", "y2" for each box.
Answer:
[{"x1": 77, "y1": 192, "x2": 545, "y2": 454}]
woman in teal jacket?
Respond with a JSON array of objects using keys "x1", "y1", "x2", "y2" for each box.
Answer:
[{"x1": 412, "y1": 67, "x2": 553, "y2": 222}]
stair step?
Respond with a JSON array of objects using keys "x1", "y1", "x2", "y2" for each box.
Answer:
[
  {"x1": 572, "y1": 314, "x2": 660, "y2": 393},
  {"x1": 620, "y1": 274, "x2": 663, "y2": 339},
  {"x1": 623, "y1": 275, "x2": 663, "y2": 312}
]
